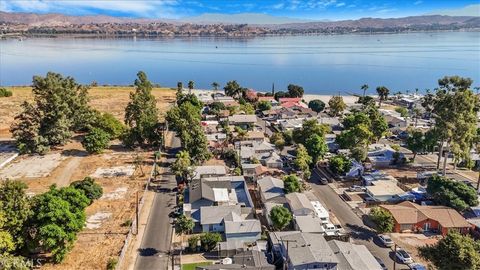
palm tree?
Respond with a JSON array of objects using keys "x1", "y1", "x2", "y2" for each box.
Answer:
[
  {"x1": 376, "y1": 86, "x2": 390, "y2": 108},
  {"x1": 361, "y1": 84, "x2": 369, "y2": 97},
  {"x1": 188, "y1": 80, "x2": 194, "y2": 94},
  {"x1": 211, "y1": 82, "x2": 219, "y2": 91},
  {"x1": 177, "y1": 81, "x2": 183, "y2": 92}
]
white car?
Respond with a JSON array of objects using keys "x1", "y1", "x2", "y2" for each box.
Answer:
[
  {"x1": 395, "y1": 248, "x2": 413, "y2": 264},
  {"x1": 378, "y1": 234, "x2": 394, "y2": 247}
]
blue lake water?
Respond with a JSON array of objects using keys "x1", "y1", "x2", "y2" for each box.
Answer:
[{"x1": 1, "y1": 31, "x2": 479, "y2": 94}]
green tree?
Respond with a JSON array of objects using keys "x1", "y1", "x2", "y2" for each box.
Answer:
[
  {"x1": 426, "y1": 175, "x2": 478, "y2": 212},
  {"x1": 432, "y1": 76, "x2": 479, "y2": 174},
  {"x1": 175, "y1": 215, "x2": 194, "y2": 235},
  {"x1": 211, "y1": 82, "x2": 220, "y2": 90},
  {"x1": 329, "y1": 155, "x2": 352, "y2": 175},
  {"x1": 239, "y1": 103, "x2": 255, "y2": 115},
  {"x1": 350, "y1": 146, "x2": 367, "y2": 162},
  {"x1": 224, "y1": 80, "x2": 243, "y2": 99},
  {"x1": 188, "y1": 80, "x2": 194, "y2": 94},
  {"x1": 308, "y1": 99, "x2": 325, "y2": 113},
  {"x1": 294, "y1": 144, "x2": 312, "y2": 180},
  {"x1": 328, "y1": 96, "x2": 347, "y2": 116},
  {"x1": 293, "y1": 119, "x2": 330, "y2": 145},
  {"x1": 376, "y1": 86, "x2": 390, "y2": 107},
  {"x1": 369, "y1": 207, "x2": 394, "y2": 233},
  {"x1": 91, "y1": 112, "x2": 125, "y2": 139},
  {"x1": 0, "y1": 180, "x2": 31, "y2": 249},
  {"x1": 82, "y1": 127, "x2": 110, "y2": 154},
  {"x1": 419, "y1": 230, "x2": 480, "y2": 270},
  {"x1": 395, "y1": 106, "x2": 408, "y2": 118},
  {"x1": 361, "y1": 84, "x2": 369, "y2": 97},
  {"x1": 305, "y1": 134, "x2": 328, "y2": 162},
  {"x1": 11, "y1": 73, "x2": 94, "y2": 154},
  {"x1": 283, "y1": 175, "x2": 301, "y2": 193},
  {"x1": 269, "y1": 205, "x2": 292, "y2": 230},
  {"x1": 257, "y1": 100, "x2": 272, "y2": 111},
  {"x1": 28, "y1": 186, "x2": 89, "y2": 263},
  {"x1": 0, "y1": 212, "x2": 15, "y2": 255},
  {"x1": 70, "y1": 177, "x2": 103, "y2": 203},
  {"x1": 287, "y1": 84, "x2": 304, "y2": 98},
  {"x1": 0, "y1": 254, "x2": 32, "y2": 270},
  {"x1": 171, "y1": 151, "x2": 194, "y2": 184},
  {"x1": 123, "y1": 71, "x2": 161, "y2": 148},
  {"x1": 200, "y1": 232, "x2": 222, "y2": 251},
  {"x1": 406, "y1": 130, "x2": 426, "y2": 161}
]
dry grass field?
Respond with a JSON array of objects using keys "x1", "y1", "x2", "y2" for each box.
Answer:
[
  {"x1": 0, "y1": 86, "x2": 176, "y2": 137},
  {"x1": 0, "y1": 86, "x2": 176, "y2": 269}
]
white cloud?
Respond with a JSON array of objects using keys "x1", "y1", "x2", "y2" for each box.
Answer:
[
  {"x1": 0, "y1": 0, "x2": 182, "y2": 18},
  {"x1": 414, "y1": 1, "x2": 423, "y2": 5},
  {"x1": 377, "y1": 8, "x2": 397, "y2": 14},
  {"x1": 335, "y1": 2, "x2": 346, "y2": 8}
]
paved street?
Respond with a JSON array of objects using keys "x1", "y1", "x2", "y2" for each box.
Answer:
[
  {"x1": 134, "y1": 134, "x2": 181, "y2": 270},
  {"x1": 309, "y1": 176, "x2": 411, "y2": 270}
]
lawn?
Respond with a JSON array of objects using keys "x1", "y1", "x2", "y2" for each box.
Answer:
[{"x1": 181, "y1": 262, "x2": 213, "y2": 270}]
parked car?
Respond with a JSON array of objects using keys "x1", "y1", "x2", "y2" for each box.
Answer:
[
  {"x1": 395, "y1": 249, "x2": 413, "y2": 264},
  {"x1": 375, "y1": 257, "x2": 388, "y2": 270},
  {"x1": 408, "y1": 263, "x2": 427, "y2": 270},
  {"x1": 348, "y1": 185, "x2": 365, "y2": 192},
  {"x1": 378, "y1": 234, "x2": 394, "y2": 247}
]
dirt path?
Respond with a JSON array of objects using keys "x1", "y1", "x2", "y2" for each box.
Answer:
[{"x1": 55, "y1": 156, "x2": 83, "y2": 187}]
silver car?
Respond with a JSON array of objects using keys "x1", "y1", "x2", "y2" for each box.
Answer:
[
  {"x1": 395, "y1": 248, "x2": 413, "y2": 264},
  {"x1": 378, "y1": 234, "x2": 394, "y2": 247}
]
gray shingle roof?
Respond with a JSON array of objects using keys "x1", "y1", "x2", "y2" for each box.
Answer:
[
  {"x1": 328, "y1": 240, "x2": 383, "y2": 270},
  {"x1": 280, "y1": 232, "x2": 338, "y2": 266},
  {"x1": 200, "y1": 205, "x2": 241, "y2": 225}
]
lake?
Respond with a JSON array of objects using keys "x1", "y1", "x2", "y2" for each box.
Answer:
[{"x1": 1, "y1": 31, "x2": 479, "y2": 94}]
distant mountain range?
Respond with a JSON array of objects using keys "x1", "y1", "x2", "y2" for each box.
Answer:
[{"x1": 0, "y1": 11, "x2": 478, "y2": 37}]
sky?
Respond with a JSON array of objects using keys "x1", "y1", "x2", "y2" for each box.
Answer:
[{"x1": 0, "y1": 0, "x2": 479, "y2": 20}]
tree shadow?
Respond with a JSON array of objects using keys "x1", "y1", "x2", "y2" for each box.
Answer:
[
  {"x1": 345, "y1": 223, "x2": 375, "y2": 241},
  {"x1": 138, "y1": 247, "x2": 160, "y2": 257},
  {"x1": 61, "y1": 149, "x2": 88, "y2": 157}
]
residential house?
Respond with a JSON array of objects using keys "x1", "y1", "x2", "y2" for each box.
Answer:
[
  {"x1": 192, "y1": 165, "x2": 227, "y2": 180},
  {"x1": 257, "y1": 176, "x2": 285, "y2": 204},
  {"x1": 367, "y1": 144, "x2": 405, "y2": 167},
  {"x1": 269, "y1": 232, "x2": 338, "y2": 270},
  {"x1": 286, "y1": 192, "x2": 316, "y2": 217},
  {"x1": 258, "y1": 96, "x2": 279, "y2": 106},
  {"x1": 365, "y1": 180, "x2": 405, "y2": 202},
  {"x1": 293, "y1": 215, "x2": 326, "y2": 233},
  {"x1": 228, "y1": 114, "x2": 258, "y2": 128},
  {"x1": 278, "y1": 97, "x2": 303, "y2": 107},
  {"x1": 239, "y1": 141, "x2": 282, "y2": 169},
  {"x1": 328, "y1": 240, "x2": 383, "y2": 270},
  {"x1": 380, "y1": 201, "x2": 472, "y2": 235},
  {"x1": 197, "y1": 250, "x2": 275, "y2": 270}
]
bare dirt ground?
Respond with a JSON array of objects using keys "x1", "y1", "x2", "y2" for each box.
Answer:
[
  {"x1": 0, "y1": 86, "x2": 176, "y2": 269},
  {"x1": 390, "y1": 233, "x2": 439, "y2": 268}
]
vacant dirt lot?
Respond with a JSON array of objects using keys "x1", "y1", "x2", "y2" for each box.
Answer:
[
  {"x1": 0, "y1": 86, "x2": 175, "y2": 137},
  {"x1": 0, "y1": 86, "x2": 175, "y2": 269}
]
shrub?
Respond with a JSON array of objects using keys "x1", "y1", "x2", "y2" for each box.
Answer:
[
  {"x1": 82, "y1": 127, "x2": 111, "y2": 154},
  {"x1": 257, "y1": 101, "x2": 272, "y2": 111},
  {"x1": 70, "y1": 177, "x2": 103, "y2": 203},
  {"x1": 121, "y1": 219, "x2": 132, "y2": 227},
  {"x1": 0, "y1": 88, "x2": 12, "y2": 97},
  {"x1": 107, "y1": 257, "x2": 118, "y2": 270},
  {"x1": 188, "y1": 235, "x2": 200, "y2": 252},
  {"x1": 92, "y1": 112, "x2": 125, "y2": 139},
  {"x1": 200, "y1": 232, "x2": 222, "y2": 251}
]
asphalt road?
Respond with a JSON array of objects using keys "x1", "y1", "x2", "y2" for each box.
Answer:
[
  {"x1": 134, "y1": 135, "x2": 181, "y2": 270},
  {"x1": 308, "y1": 176, "x2": 411, "y2": 270}
]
